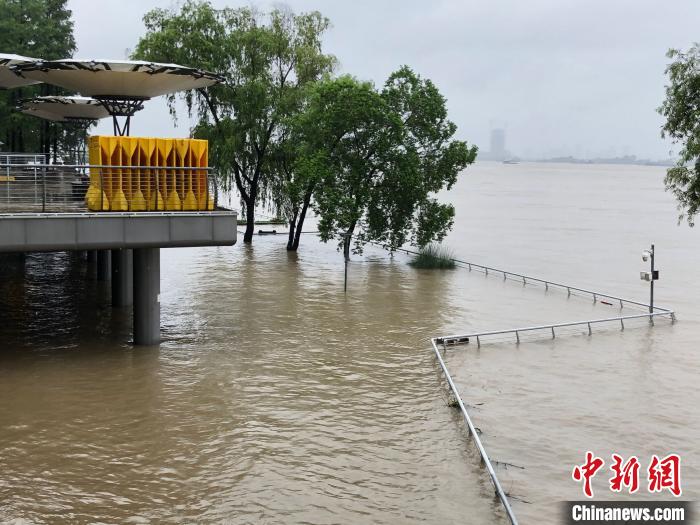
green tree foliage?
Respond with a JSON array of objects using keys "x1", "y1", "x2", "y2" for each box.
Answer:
[
  {"x1": 0, "y1": 0, "x2": 78, "y2": 159},
  {"x1": 659, "y1": 44, "x2": 700, "y2": 226},
  {"x1": 299, "y1": 68, "x2": 477, "y2": 258},
  {"x1": 133, "y1": 1, "x2": 335, "y2": 243}
]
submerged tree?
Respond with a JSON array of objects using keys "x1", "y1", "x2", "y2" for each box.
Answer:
[
  {"x1": 277, "y1": 78, "x2": 377, "y2": 251},
  {"x1": 133, "y1": 1, "x2": 335, "y2": 243},
  {"x1": 306, "y1": 68, "x2": 477, "y2": 258},
  {"x1": 659, "y1": 44, "x2": 700, "y2": 226}
]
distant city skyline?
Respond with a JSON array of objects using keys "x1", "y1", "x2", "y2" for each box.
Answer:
[
  {"x1": 490, "y1": 129, "x2": 506, "y2": 159},
  {"x1": 481, "y1": 126, "x2": 674, "y2": 162},
  {"x1": 68, "y1": 0, "x2": 698, "y2": 161}
]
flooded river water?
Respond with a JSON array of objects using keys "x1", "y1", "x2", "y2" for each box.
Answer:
[{"x1": 0, "y1": 162, "x2": 698, "y2": 524}]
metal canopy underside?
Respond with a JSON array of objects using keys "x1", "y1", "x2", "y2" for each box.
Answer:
[
  {"x1": 0, "y1": 53, "x2": 41, "y2": 89},
  {"x1": 20, "y1": 95, "x2": 110, "y2": 122},
  {"x1": 14, "y1": 59, "x2": 222, "y2": 98},
  {"x1": 20, "y1": 107, "x2": 67, "y2": 122}
]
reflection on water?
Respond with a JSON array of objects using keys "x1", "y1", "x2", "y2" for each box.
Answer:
[{"x1": 1, "y1": 162, "x2": 699, "y2": 524}]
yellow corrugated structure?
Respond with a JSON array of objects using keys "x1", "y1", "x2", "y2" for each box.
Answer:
[{"x1": 86, "y1": 136, "x2": 213, "y2": 211}]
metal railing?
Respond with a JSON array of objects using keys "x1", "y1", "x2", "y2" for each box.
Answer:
[
  {"x1": 422, "y1": 250, "x2": 676, "y2": 525},
  {"x1": 0, "y1": 163, "x2": 217, "y2": 214},
  {"x1": 385, "y1": 245, "x2": 672, "y2": 314},
  {"x1": 438, "y1": 310, "x2": 675, "y2": 348},
  {"x1": 436, "y1": 256, "x2": 676, "y2": 346},
  {"x1": 430, "y1": 337, "x2": 518, "y2": 524},
  {"x1": 0, "y1": 153, "x2": 47, "y2": 166}
]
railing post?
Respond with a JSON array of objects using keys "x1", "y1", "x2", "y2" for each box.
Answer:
[
  {"x1": 551, "y1": 326, "x2": 555, "y2": 338},
  {"x1": 205, "y1": 168, "x2": 210, "y2": 211},
  {"x1": 620, "y1": 319, "x2": 624, "y2": 330},
  {"x1": 587, "y1": 322, "x2": 592, "y2": 335},
  {"x1": 41, "y1": 166, "x2": 46, "y2": 213},
  {"x1": 476, "y1": 335, "x2": 480, "y2": 348},
  {"x1": 515, "y1": 331, "x2": 520, "y2": 343},
  {"x1": 33, "y1": 165, "x2": 38, "y2": 204}
]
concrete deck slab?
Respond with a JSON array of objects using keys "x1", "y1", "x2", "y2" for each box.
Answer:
[{"x1": 0, "y1": 211, "x2": 237, "y2": 252}]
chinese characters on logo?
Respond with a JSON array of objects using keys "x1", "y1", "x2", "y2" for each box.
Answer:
[{"x1": 572, "y1": 452, "x2": 681, "y2": 498}]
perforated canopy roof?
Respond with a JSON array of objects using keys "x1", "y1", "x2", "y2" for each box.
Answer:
[
  {"x1": 0, "y1": 53, "x2": 42, "y2": 89},
  {"x1": 13, "y1": 59, "x2": 223, "y2": 99},
  {"x1": 20, "y1": 95, "x2": 110, "y2": 122}
]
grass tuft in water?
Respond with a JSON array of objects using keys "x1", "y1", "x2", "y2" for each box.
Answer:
[{"x1": 409, "y1": 244, "x2": 456, "y2": 269}]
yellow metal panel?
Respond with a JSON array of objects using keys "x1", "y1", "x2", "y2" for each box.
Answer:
[
  {"x1": 110, "y1": 137, "x2": 128, "y2": 211},
  {"x1": 85, "y1": 135, "x2": 209, "y2": 212}
]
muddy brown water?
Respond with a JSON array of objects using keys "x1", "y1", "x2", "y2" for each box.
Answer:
[{"x1": 1, "y1": 162, "x2": 698, "y2": 524}]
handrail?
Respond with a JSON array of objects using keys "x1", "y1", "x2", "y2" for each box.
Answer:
[
  {"x1": 430, "y1": 337, "x2": 519, "y2": 524},
  {"x1": 438, "y1": 310, "x2": 675, "y2": 347},
  {"x1": 406, "y1": 244, "x2": 677, "y2": 525},
  {"x1": 452, "y1": 258, "x2": 671, "y2": 313},
  {"x1": 383, "y1": 245, "x2": 671, "y2": 313},
  {"x1": 0, "y1": 163, "x2": 214, "y2": 171},
  {"x1": 0, "y1": 163, "x2": 218, "y2": 213}
]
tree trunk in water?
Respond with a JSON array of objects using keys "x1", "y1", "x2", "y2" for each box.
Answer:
[
  {"x1": 243, "y1": 202, "x2": 255, "y2": 243},
  {"x1": 288, "y1": 184, "x2": 315, "y2": 252},
  {"x1": 286, "y1": 209, "x2": 298, "y2": 251},
  {"x1": 291, "y1": 195, "x2": 311, "y2": 251}
]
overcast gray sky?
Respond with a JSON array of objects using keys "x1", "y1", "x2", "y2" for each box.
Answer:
[{"x1": 68, "y1": 0, "x2": 700, "y2": 160}]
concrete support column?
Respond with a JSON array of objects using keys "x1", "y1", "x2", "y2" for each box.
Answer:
[
  {"x1": 111, "y1": 249, "x2": 133, "y2": 307},
  {"x1": 97, "y1": 250, "x2": 111, "y2": 281},
  {"x1": 87, "y1": 250, "x2": 97, "y2": 263},
  {"x1": 133, "y1": 247, "x2": 160, "y2": 345}
]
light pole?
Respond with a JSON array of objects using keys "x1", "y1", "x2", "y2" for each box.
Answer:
[{"x1": 640, "y1": 244, "x2": 659, "y2": 316}]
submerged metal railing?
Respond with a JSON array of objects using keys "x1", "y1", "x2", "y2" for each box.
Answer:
[
  {"x1": 431, "y1": 337, "x2": 518, "y2": 524},
  {"x1": 412, "y1": 248, "x2": 676, "y2": 525},
  {"x1": 0, "y1": 163, "x2": 217, "y2": 214},
  {"x1": 438, "y1": 310, "x2": 675, "y2": 348},
  {"x1": 387, "y1": 245, "x2": 673, "y2": 314},
  {"x1": 436, "y1": 256, "x2": 676, "y2": 347}
]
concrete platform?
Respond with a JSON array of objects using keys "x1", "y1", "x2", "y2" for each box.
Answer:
[{"x1": 0, "y1": 211, "x2": 237, "y2": 252}]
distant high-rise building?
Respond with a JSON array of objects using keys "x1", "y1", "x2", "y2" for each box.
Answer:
[{"x1": 490, "y1": 129, "x2": 506, "y2": 160}]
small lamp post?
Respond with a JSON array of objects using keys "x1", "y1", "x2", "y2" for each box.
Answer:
[{"x1": 640, "y1": 244, "x2": 659, "y2": 315}]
